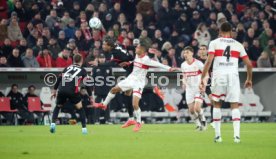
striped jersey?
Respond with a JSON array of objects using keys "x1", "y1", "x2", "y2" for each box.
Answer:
[{"x1": 208, "y1": 37, "x2": 248, "y2": 74}]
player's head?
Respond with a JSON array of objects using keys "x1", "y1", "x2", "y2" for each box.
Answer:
[
  {"x1": 102, "y1": 36, "x2": 116, "y2": 52},
  {"x1": 219, "y1": 22, "x2": 232, "y2": 36},
  {"x1": 198, "y1": 45, "x2": 208, "y2": 56},
  {"x1": 182, "y1": 46, "x2": 194, "y2": 61},
  {"x1": 135, "y1": 41, "x2": 147, "y2": 56},
  {"x1": 73, "y1": 54, "x2": 83, "y2": 65}
]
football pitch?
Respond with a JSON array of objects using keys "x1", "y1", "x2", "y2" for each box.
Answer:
[{"x1": 0, "y1": 123, "x2": 276, "y2": 159}]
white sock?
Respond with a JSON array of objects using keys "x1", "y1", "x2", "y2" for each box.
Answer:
[
  {"x1": 232, "y1": 108, "x2": 241, "y2": 138},
  {"x1": 103, "y1": 92, "x2": 115, "y2": 106},
  {"x1": 134, "y1": 108, "x2": 141, "y2": 123},
  {"x1": 191, "y1": 113, "x2": 201, "y2": 127},
  {"x1": 199, "y1": 109, "x2": 206, "y2": 122},
  {"x1": 213, "y1": 108, "x2": 222, "y2": 137},
  {"x1": 50, "y1": 123, "x2": 55, "y2": 126}
]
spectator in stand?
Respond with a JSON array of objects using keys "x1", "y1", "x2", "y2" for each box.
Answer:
[
  {"x1": 84, "y1": 48, "x2": 100, "y2": 67},
  {"x1": 175, "y1": 13, "x2": 192, "y2": 44},
  {"x1": 230, "y1": 14, "x2": 240, "y2": 28},
  {"x1": 1, "y1": 38, "x2": 13, "y2": 58},
  {"x1": 22, "y1": 48, "x2": 39, "y2": 68},
  {"x1": 32, "y1": 37, "x2": 44, "y2": 57},
  {"x1": 75, "y1": 11, "x2": 88, "y2": 28},
  {"x1": 57, "y1": 30, "x2": 67, "y2": 50},
  {"x1": 244, "y1": 28, "x2": 255, "y2": 46},
  {"x1": 42, "y1": 27, "x2": 51, "y2": 46},
  {"x1": 248, "y1": 39, "x2": 263, "y2": 67},
  {"x1": 153, "y1": 29, "x2": 164, "y2": 50},
  {"x1": 190, "y1": 11, "x2": 202, "y2": 33},
  {"x1": 194, "y1": 23, "x2": 211, "y2": 46},
  {"x1": 7, "y1": 16, "x2": 23, "y2": 42},
  {"x1": 0, "y1": 19, "x2": 8, "y2": 41},
  {"x1": 161, "y1": 41, "x2": 172, "y2": 57},
  {"x1": 208, "y1": 23, "x2": 219, "y2": 40},
  {"x1": 206, "y1": 12, "x2": 217, "y2": 26},
  {"x1": 70, "y1": 1, "x2": 81, "y2": 20},
  {"x1": 18, "y1": 38, "x2": 27, "y2": 56},
  {"x1": 251, "y1": 21, "x2": 261, "y2": 37},
  {"x1": 257, "y1": 51, "x2": 272, "y2": 68},
  {"x1": 26, "y1": 29, "x2": 39, "y2": 48},
  {"x1": 157, "y1": 0, "x2": 173, "y2": 37},
  {"x1": 200, "y1": 0, "x2": 212, "y2": 21},
  {"x1": 117, "y1": 29, "x2": 127, "y2": 45},
  {"x1": 45, "y1": 9, "x2": 59, "y2": 29},
  {"x1": 7, "y1": 84, "x2": 34, "y2": 124},
  {"x1": 36, "y1": 48, "x2": 55, "y2": 68},
  {"x1": 7, "y1": 48, "x2": 24, "y2": 67},
  {"x1": 224, "y1": 3, "x2": 235, "y2": 21},
  {"x1": 236, "y1": 23, "x2": 246, "y2": 43},
  {"x1": 55, "y1": 47, "x2": 73, "y2": 68},
  {"x1": 139, "y1": 30, "x2": 152, "y2": 50},
  {"x1": 60, "y1": 11, "x2": 74, "y2": 29},
  {"x1": 13, "y1": 1, "x2": 26, "y2": 22},
  {"x1": 64, "y1": 19, "x2": 77, "y2": 39},
  {"x1": 47, "y1": 37, "x2": 62, "y2": 60},
  {"x1": 259, "y1": 28, "x2": 273, "y2": 49},
  {"x1": 264, "y1": 39, "x2": 276, "y2": 63},
  {"x1": 0, "y1": 56, "x2": 9, "y2": 67},
  {"x1": 165, "y1": 48, "x2": 178, "y2": 67},
  {"x1": 73, "y1": 29, "x2": 85, "y2": 51}
]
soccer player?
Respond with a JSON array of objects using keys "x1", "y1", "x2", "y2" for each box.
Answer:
[
  {"x1": 181, "y1": 46, "x2": 207, "y2": 131},
  {"x1": 50, "y1": 54, "x2": 93, "y2": 134},
  {"x1": 99, "y1": 36, "x2": 136, "y2": 128},
  {"x1": 96, "y1": 42, "x2": 178, "y2": 132},
  {"x1": 200, "y1": 22, "x2": 253, "y2": 143}
]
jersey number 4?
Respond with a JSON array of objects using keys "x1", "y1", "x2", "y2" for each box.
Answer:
[{"x1": 223, "y1": 45, "x2": 231, "y2": 62}]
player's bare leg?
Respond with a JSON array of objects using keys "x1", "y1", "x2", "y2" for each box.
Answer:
[
  {"x1": 95, "y1": 86, "x2": 122, "y2": 109},
  {"x1": 75, "y1": 101, "x2": 88, "y2": 134},
  {"x1": 188, "y1": 103, "x2": 201, "y2": 131},
  {"x1": 132, "y1": 95, "x2": 142, "y2": 132},
  {"x1": 50, "y1": 104, "x2": 62, "y2": 133},
  {"x1": 208, "y1": 94, "x2": 215, "y2": 129},
  {"x1": 121, "y1": 90, "x2": 137, "y2": 128},
  {"x1": 194, "y1": 101, "x2": 207, "y2": 130},
  {"x1": 231, "y1": 102, "x2": 241, "y2": 143},
  {"x1": 213, "y1": 101, "x2": 222, "y2": 142}
]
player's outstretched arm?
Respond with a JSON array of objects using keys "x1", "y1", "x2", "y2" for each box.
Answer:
[{"x1": 242, "y1": 56, "x2": 253, "y2": 88}]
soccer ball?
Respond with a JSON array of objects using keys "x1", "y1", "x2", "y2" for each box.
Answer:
[{"x1": 89, "y1": 17, "x2": 102, "y2": 30}]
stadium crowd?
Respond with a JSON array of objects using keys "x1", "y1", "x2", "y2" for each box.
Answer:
[{"x1": 0, "y1": 0, "x2": 275, "y2": 68}]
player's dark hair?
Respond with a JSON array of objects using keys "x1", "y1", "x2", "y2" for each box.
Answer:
[
  {"x1": 200, "y1": 45, "x2": 208, "y2": 49},
  {"x1": 220, "y1": 22, "x2": 232, "y2": 32},
  {"x1": 103, "y1": 36, "x2": 116, "y2": 48},
  {"x1": 73, "y1": 54, "x2": 83, "y2": 64},
  {"x1": 183, "y1": 46, "x2": 194, "y2": 53},
  {"x1": 11, "y1": 84, "x2": 18, "y2": 88}
]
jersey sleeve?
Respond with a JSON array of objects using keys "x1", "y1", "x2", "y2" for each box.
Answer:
[
  {"x1": 208, "y1": 40, "x2": 215, "y2": 55},
  {"x1": 239, "y1": 44, "x2": 248, "y2": 59},
  {"x1": 144, "y1": 56, "x2": 171, "y2": 71}
]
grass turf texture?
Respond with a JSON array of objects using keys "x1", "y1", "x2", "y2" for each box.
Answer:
[{"x1": 0, "y1": 123, "x2": 276, "y2": 159}]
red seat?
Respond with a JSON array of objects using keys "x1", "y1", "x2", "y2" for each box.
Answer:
[
  {"x1": 0, "y1": 97, "x2": 18, "y2": 125},
  {"x1": 0, "y1": 97, "x2": 17, "y2": 112},
  {"x1": 27, "y1": 97, "x2": 51, "y2": 124}
]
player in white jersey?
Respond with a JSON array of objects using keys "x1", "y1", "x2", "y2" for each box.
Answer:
[
  {"x1": 96, "y1": 43, "x2": 178, "y2": 132},
  {"x1": 200, "y1": 22, "x2": 253, "y2": 143},
  {"x1": 181, "y1": 46, "x2": 207, "y2": 131}
]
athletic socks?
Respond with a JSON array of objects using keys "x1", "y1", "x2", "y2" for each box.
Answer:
[
  {"x1": 125, "y1": 95, "x2": 134, "y2": 118},
  {"x1": 134, "y1": 108, "x2": 141, "y2": 123},
  {"x1": 232, "y1": 108, "x2": 241, "y2": 138},
  {"x1": 213, "y1": 108, "x2": 222, "y2": 137},
  {"x1": 191, "y1": 113, "x2": 201, "y2": 127},
  {"x1": 52, "y1": 106, "x2": 61, "y2": 122},
  {"x1": 78, "y1": 107, "x2": 87, "y2": 128},
  {"x1": 198, "y1": 109, "x2": 206, "y2": 122},
  {"x1": 103, "y1": 92, "x2": 115, "y2": 106}
]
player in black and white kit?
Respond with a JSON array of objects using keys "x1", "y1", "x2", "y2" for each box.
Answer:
[
  {"x1": 50, "y1": 54, "x2": 93, "y2": 134},
  {"x1": 95, "y1": 36, "x2": 136, "y2": 128}
]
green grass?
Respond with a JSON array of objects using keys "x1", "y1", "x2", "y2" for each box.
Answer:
[{"x1": 0, "y1": 123, "x2": 276, "y2": 159}]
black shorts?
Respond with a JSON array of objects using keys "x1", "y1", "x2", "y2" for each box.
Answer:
[
  {"x1": 206, "y1": 86, "x2": 212, "y2": 96},
  {"x1": 56, "y1": 91, "x2": 81, "y2": 105}
]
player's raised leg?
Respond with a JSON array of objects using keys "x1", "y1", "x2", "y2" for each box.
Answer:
[
  {"x1": 231, "y1": 102, "x2": 241, "y2": 143},
  {"x1": 121, "y1": 90, "x2": 136, "y2": 128},
  {"x1": 132, "y1": 93, "x2": 142, "y2": 132},
  {"x1": 95, "y1": 86, "x2": 122, "y2": 109}
]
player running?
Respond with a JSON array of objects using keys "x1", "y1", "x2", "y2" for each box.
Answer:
[
  {"x1": 200, "y1": 22, "x2": 253, "y2": 143},
  {"x1": 96, "y1": 42, "x2": 178, "y2": 132},
  {"x1": 50, "y1": 54, "x2": 93, "y2": 134},
  {"x1": 181, "y1": 46, "x2": 207, "y2": 131},
  {"x1": 96, "y1": 36, "x2": 136, "y2": 128}
]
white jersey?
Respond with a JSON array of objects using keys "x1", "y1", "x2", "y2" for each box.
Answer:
[
  {"x1": 181, "y1": 58, "x2": 204, "y2": 90},
  {"x1": 128, "y1": 54, "x2": 171, "y2": 82},
  {"x1": 208, "y1": 37, "x2": 248, "y2": 75}
]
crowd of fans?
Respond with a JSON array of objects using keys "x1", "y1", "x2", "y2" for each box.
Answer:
[{"x1": 0, "y1": 0, "x2": 275, "y2": 68}]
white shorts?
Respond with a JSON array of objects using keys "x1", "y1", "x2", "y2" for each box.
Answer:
[
  {"x1": 117, "y1": 77, "x2": 144, "y2": 98},
  {"x1": 211, "y1": 73, "x2": 240, "y2": 102},
  {"x1": 185, "y1": 88, "x2": 203, "y2": 105}
]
